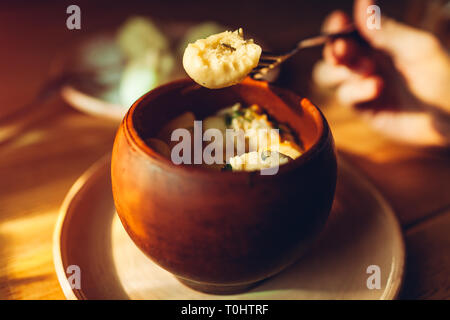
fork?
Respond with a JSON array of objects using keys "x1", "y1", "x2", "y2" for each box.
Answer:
[{"x1": 250, "y1": 24, "x2": 357, "y2": 80}]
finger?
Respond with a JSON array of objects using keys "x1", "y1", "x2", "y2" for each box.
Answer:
[
  {"x1": 312, "y1": 60, "x2": 353, "y2": 88},
  {"x1": 324, "y1": 39, "x2": 374, "y2": 74},
  {"x1": 322, "y1": 11, "x2": 362, "y2": 65},
  {"x1": 323, "y1": 43, "x2": 338, "y2": 65},
  {"x1": 350, "y1": 56, "x2": 376, "y2": 76},
  {"x1": 331, "y1": 38, "x2": 360, "y2": 65},
  {"x1": 313, "y1": 57, "x2": 376, "y2": 89},
  {"x1": 322, "y1": 10, "x2": 351, "y2": 33},
  {"x1": 323, "y1": 33, "x2": 361, "y2": 66},
  {"x1": 336, "y1": 75, "x2": 383, "y2": 106},
  {"x1": 322, "y1": 11, "x2": 350, "y2": 64}
]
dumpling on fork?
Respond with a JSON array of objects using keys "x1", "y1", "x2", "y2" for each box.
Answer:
[{"x1": 183, "y1": 28, "x2": 262, "y2": 89}]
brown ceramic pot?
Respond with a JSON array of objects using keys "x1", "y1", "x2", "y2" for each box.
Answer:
[{"x1": 111, "y1": 78, "x2": 337, "y2": 294}]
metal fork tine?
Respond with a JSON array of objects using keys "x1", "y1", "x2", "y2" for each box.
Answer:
[
  {"x1": 252, "y1": 65, "x2": 266, "y2": 71},
  {"x1": 256, "y1": 61, "x2": 274, "y2": 67},
  {"x1": 259, "y1": 56, "x2": 279, "y2": 61},
  {"x1": 250, "y1": 67, "x2": 269, "y2": 74},
  {"x1": 255, "y1": 66, "x2": 269, "y2": 72},
  {"x1": 260, "y1": 51, "x2": 282, "y2": 60},
  {"x1": 249, "y1": 71, "x2": 265, "y2": 80}
]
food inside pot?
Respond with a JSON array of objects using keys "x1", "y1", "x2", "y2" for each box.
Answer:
[{"x1": 148, "y1": 103, "x2": 303, "y2": 172}]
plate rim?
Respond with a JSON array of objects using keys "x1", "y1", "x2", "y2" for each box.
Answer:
[
  {"x1": 52, "y1": 154, "x2": 112, "y2": 300},
  {"x1": 60, "y1": 85, "x2": 125, "y2": 122},
  {"x1": 53, "y1": 154, "x2": 405, "y2": 300},
  {"x1": 338, "y1": 158, "x2": 406, "y2": 300}
]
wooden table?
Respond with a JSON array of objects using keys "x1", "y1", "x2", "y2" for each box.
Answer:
[{"x1": 0, "y1": 0, "x2": 448, "y2": 300}]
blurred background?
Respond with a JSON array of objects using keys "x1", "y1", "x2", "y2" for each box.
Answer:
[{"x1": 0, "y1": 0, "x2": 449, "y2": 299}]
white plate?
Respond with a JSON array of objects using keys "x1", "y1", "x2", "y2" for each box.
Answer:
[{"x1": 53, "y1": 155, "x2": 405, "y2": 299}]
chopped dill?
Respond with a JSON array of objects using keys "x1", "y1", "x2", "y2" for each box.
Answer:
[{"x1": 220, "y1": 43, "x2": 236, "y2": 51}]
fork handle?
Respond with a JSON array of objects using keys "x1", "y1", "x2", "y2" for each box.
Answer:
[
  {"x1": 261, "y1": 25, "x2": 358, "y2": 62},
  {"x1": 297, "y1": 24, "x2": 357, "y2": 50}
]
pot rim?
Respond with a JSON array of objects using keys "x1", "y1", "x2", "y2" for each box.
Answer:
[{"x1": 123, "y1": 77, "x2": 332, "y2": 179}]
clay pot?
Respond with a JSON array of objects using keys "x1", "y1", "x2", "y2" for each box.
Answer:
[{"x1": 111, "y1": 78, "x2": 337, "y2": 294}]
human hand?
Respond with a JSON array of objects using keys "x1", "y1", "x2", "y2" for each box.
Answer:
[{"x1": 313, "y1": 0, "x2": 450, "y2": 147}]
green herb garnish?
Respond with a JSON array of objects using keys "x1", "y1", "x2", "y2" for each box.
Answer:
[
  {"x1": 225, "y1": 114, "x2": 232, "y2": 126},
  {"x1": 232, "y1": 110, "x2": 244, "y2": 118},
  {"x1": 220, "y1": 43, "x2": 236, "y2": 51},
  {"x1": 222, "y1": 163, "x2": 233, "y2": 171}
]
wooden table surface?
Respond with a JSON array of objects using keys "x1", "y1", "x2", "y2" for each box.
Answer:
[{"x1": 0, "y1": 0, "x2": 448, "y2": 300}]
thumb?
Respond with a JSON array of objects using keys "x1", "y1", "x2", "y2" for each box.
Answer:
[{"x1": 354, "y1": 0, "x2": 438, "y2": 62}]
